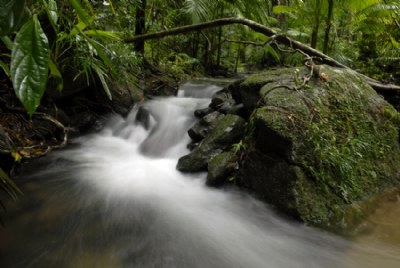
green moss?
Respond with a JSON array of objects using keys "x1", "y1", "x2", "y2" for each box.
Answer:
[{"x1": 243, "y1": 65, "x2": 400, "y2": 229}]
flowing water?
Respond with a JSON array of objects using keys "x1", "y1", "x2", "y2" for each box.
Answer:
[{"x1": 0, "y1": 80, "x2": 399, "y2": 268}]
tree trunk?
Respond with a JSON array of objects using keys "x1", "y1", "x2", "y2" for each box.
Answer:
[
  {"x1": 310, "y1": 0, "x2": 322, "y2": 49},
  {"x1": 125, "y1": 17, "x2": 400, "y2": 92},
  {"x1": 323, "y1": 0, "x2": 334, "y2": 54},
  {"x1": 216, "y1": 26, "x2": 223, "y2": 68},
  {"x1": 134, "y1": 0, "x2": 147, "y2": 54},
  {"x1": 234, "y1": 45, "x2": 242, "y2": 73}
]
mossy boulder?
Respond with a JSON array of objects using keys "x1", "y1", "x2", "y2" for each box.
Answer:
[
  {"x1": 235, "y1": 65, "x2": 400, "y2": 230},
  {"x1": 206, "y1": 151, "x2": 238, "y2": 186},
  {"x1": 177, "y1": 114, "x2": 246, "y2": 172},
  {"x1": 188, "y1": 111, "x2": 224, "y2": 142}
]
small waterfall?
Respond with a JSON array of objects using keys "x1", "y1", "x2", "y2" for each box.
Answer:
[{"x1": 0, "y1": 79, "x2": 399, "y2": 268}]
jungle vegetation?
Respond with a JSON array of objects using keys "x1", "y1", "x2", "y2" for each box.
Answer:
[{"x1": 1, "y1": 0, "x2": 399, "y2": 216}]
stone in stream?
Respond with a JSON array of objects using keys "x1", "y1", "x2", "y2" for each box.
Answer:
[
  {"x1": 206, "y1": 151, "x2": 238, "y2": 187},
  {"x1": 209, "y1": 89, "x2": 236, "y2": 114},
  {"x1": 177, "y1": 114, "x2": 246, "y2": 172},
  {"x1": 178, "y1": 65, "x2": 400, "y2": 232},
  {"x1": 188, "y1": 111, "x2": 224, "y2": 142}
]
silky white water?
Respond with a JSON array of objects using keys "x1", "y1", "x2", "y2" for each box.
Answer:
[{"x1": 0, "y1": 80, "x2": 399, "y2": 268}]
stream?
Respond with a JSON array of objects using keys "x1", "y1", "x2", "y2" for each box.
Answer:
[{"x1": 0, "y1": 79, "x2": 399, "y2": 268}]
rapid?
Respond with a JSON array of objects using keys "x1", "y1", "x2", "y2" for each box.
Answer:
[{"x1": 0, "y1": 80, "x2": 399, "y2": 268}]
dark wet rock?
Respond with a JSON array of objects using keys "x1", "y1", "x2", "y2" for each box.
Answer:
[
  {"x1": 135, "y1": 107, "x2": 151, "y2": 130},
  {"x1": 227, "y1": 103, "x2": 245, "y2": 116},
  {"x1": 177, "y1": 114, "x2": 246, "y2": 172},
  {"x1": 206, "y1": 151, "x2": 238, "y2": 187},
  {"x1": 210, "y1": 90, "x2": 236, "y2": 114},
  {"x1": 108, "y1": 81, "x2": 144, "y2": 115},
  {"x1": 194, "y1": 107, "x2": 213, "y2": 118},
  {"x1": 188, "y1": 111, "x2": 224, "y2": 142}
]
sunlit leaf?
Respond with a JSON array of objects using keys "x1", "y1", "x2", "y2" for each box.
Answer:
[
  {"x1": 67, "y1": 0, "x2": 91, "y2": 25},
  {"x1": 69, "y1": 21, "x2": 88, "y2": 37},
  {"x1": 10, "y1": 15, "x2": 49, "y2": 116},
  {"x1": 272, "y1": 5, "x2": 297, "y2": 14},
  {"x1": 83, "y1": 30, "x2": 121, "y2": 41}
]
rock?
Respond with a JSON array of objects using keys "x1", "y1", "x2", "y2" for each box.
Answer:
[
  {"x1": 234, "y1": 65, "x2": 400, "y2": 231},
  {"x1": 194, "y1": 107, "x2": 213, "y2": 118},
  {"x1": 188, "y1": 111, "x2": 224, "y2": 142},
  {"x1": 228, "y1": 69, "x2": 299, "y2": 116},
  {"x1": 206, "y1": 151, "x2": 238, "y2": 187},
  {"x1": 210, "y1": 89, "x2": 236, "y2": 114},
  {"x1": 177, "y1": 114, "x2": 246, "y2": 172},
  {"x1": 108, "y1": 81, "x2": 144, "y2": 115},
  {"x1": 135, "y1": 106, "x2": 151, "y2": 130}
]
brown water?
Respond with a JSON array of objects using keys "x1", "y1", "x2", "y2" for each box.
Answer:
[{"x1": 343, "y1": 196, "x2": 400, "y2": 267}]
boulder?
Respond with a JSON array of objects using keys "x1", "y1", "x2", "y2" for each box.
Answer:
[
  {"x1": 234, "y1": 65, "x2": 400, "y2": 230},
  {"x1": 188, "y1": 111, "x2": 224, "y2": 142},
  {"x1": 177, "y1": 65, "x2": 400, "y2": 231},
  {"x1": 177, "y1": 114, "x2": 246, "y2": 172},
  {"x1": 206, "y1": 151, "x2": 238, "y2": 187},
  {"x1": 209, "y1": 89, "x2": 236, "y2": 114}
]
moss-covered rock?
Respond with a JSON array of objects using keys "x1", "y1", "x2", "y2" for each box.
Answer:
[
  {"x1": 235, "y1": 65, "x2": 400, "y2": 231},
  {"x1": 177, "y1": 65, "x2": 400, "y2": 231},
  {"x1": 206, "y1": 151, "x2": 238, "y2": 187},
  {"x1": 188, "y1": 111, "x2": 224, "y2": 142},
  {"x1": 177, "y1": 114, "x2": 246, "y2": 172}
]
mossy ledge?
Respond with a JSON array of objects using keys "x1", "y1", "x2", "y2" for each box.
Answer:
[{"x1": 178, "y1": 65, "x2": 400, "y2": 232}]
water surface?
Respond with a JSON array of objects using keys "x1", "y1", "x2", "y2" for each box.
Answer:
[{"x1": 0, "y1": 80, "x2": 399, "y2": 268}]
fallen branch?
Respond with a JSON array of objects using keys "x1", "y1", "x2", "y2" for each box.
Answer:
[
  {"x1": 225, "y1": 39, "x2": 269, "y2": 46},
  {"x1": 125, "y1": 17, "x2": 400, "y2": 92}
]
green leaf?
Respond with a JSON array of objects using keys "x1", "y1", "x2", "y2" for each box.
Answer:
[
  {"x1": 42, "y1": 0, "x2": 58, "y2": 33},
  {"x1": 0, "y1": 0, "x2": 27, "y2": 36},
  {"x1": 67, "y1": 0, "x2": 91, "y2": 25},
  {"x1": 10, "y1": 15, "x2": 49, "y2": 116},
  {"x1": 48, "y1": 58, "x2": 63, "y2": 93},
  {"x1": 0, "y1": 59, "x2": 10, "y2": 76},
  {"x1": 264, "y1": 44, "x2": 281, "y2": 62},
  {"x1": 92, "y1": 65, "x2": 112, "y2": 100},
  {"x1": 47, "y1": 0, "x2": 58, "y2": 25},
  {"x1": 1, "y1": 36, "x2": 14, "y2": 50},
  {"x1": 84, "y1": 35, "x2": 116, "y2": 75},
  {"x1": 83, "y1": 30, "x2": 121, "y2": 41},
  {"x1": 69, "y1": 21, "x2": 88, "y2": 37},
  {"x1": 272, "y1": 5, "x2": 296, "y2": 14}
]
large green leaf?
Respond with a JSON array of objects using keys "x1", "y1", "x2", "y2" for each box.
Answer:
[
  {"x1": 0, "y1": 0, "x2": 27, "y2": 36},
  {"x1": 10, "y1": 15, "x2": 49, "y2": 116}
]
